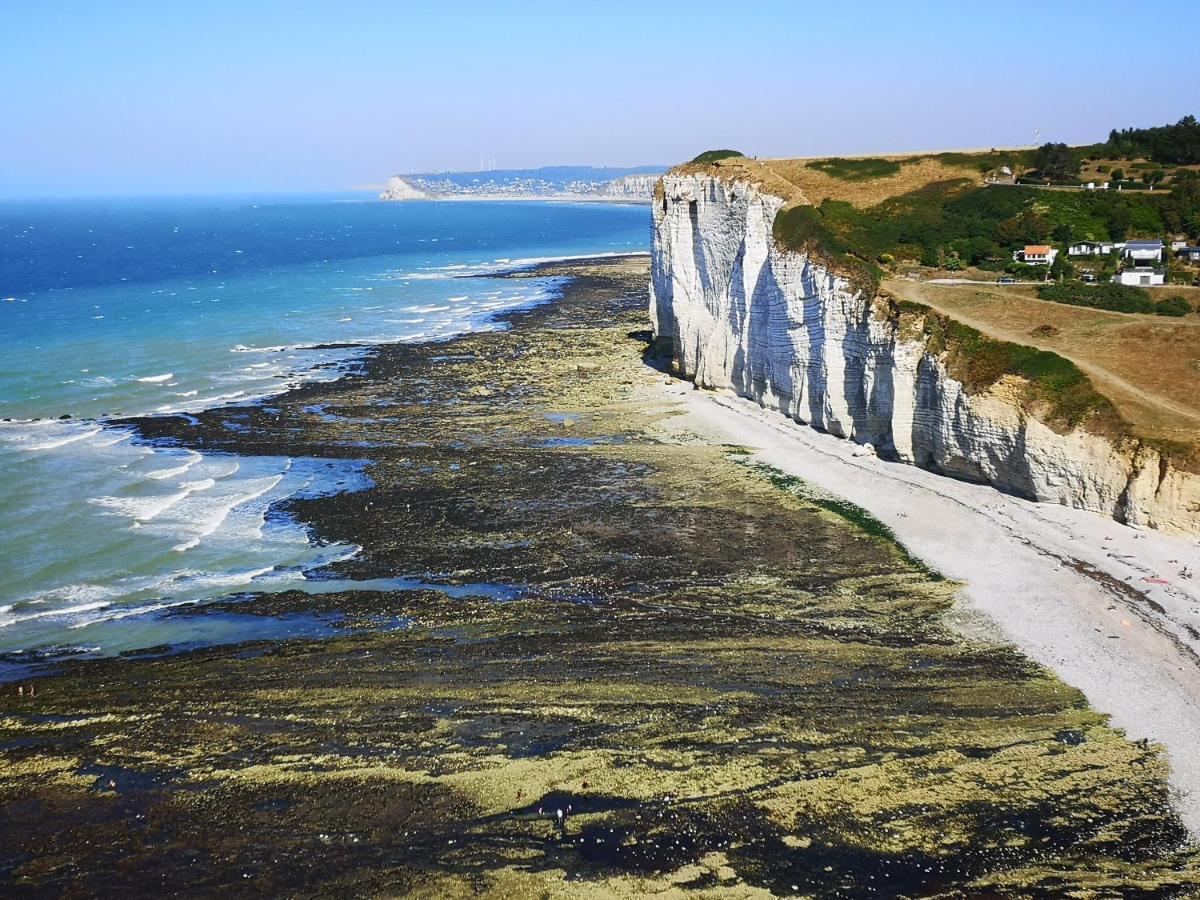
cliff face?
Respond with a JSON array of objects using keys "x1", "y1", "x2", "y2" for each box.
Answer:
[
  {"x1": 378, "y1": 176, "x2": 429, "y2": 201},
  {"x1": 604, "y1": 174, "x2": 661, "y2": 199},
  {"x1": 651, "y1": 173, "x2": 1200, "y2": 535}
]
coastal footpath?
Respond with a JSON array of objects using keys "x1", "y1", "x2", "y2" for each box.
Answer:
[{"x1": 650, "y1": 172, "x2": 1200, "y2": 535}]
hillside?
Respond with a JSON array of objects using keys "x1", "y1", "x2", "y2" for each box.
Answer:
[{"x1": 681, "y1": 147, "x2": 1200, "y2": 291}]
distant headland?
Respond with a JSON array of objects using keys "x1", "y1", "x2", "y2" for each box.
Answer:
[{"x1": 378, "y1": 165, "x2": 666, "y2": 202}]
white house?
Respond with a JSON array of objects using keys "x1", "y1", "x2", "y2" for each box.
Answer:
[
  {"x1": 1014, "y1": 245, "x2": 1058, "y2": 265},
  {"x1": 1115, "y1": 269, "x2": 1165, "y2": 286},
  {"x1": 1068, "y1": 240, "x2": 1113, "y2": 257},
  {"x1": 1178, "y1": 246, "x2": 1200, "y2": 263},
  {"x1": 1122, "y1": 239, "x2": 1165, "y2": 265},
  {"x1": 1171, "y1": 239, "x2": 1189, "y2": 251}
]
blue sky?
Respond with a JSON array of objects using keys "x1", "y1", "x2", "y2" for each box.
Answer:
[{"x1": 1, "y1": 0, "x2": 1193, "y2": 196}]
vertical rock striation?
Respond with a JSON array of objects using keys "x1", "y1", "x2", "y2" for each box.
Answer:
[{"x1": 651, "y1": 173, "x2": 1200, "y2": 535}]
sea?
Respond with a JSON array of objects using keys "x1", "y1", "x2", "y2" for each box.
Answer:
[{"x1": 0, "y1": 195, "x2": 650, "y2": 674}]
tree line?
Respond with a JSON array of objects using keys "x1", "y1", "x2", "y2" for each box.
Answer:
[{"x1": 1105, "y1": 116, "x2": 1200, "y2": 165}]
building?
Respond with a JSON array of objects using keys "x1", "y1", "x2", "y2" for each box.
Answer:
[
  {"x1": 1014, "y1": 245, "x2": 1058, "y2": 265},
  {"x1": 1177, "y1": 246, "x2": 1200, "y2": 263},
  {"x1": 1068, "y1": 240, "x2": 1113, "y2": 257},
  {"x1": 1121, "y1": 239, "x2": 1164, "y2": 265},
  {"x1": 1115, "y1": 269, "x2": 1165, "y2": 286}
]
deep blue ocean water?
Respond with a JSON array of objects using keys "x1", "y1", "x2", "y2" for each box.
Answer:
[{"x1": 0, "y1": 195, "x2": 649, "y2": 671}]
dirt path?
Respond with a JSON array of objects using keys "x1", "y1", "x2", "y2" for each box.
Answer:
[{"x1": 886, "y1": 277, "x2": 1200, "y2": 442}]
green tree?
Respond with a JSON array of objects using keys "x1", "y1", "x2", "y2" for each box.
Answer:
[
  {"x1": 1143, "y1": 169, "x2": 1166, "y2": 189},
  {"x1": 1050, "y1": 250, "x2": 1066, "y2": 281},
  {"x1": 1111, "y1": 167, "x2": 1125, "y2": 182},
  {"x1": 1108, "y1": 203, "x2": 1132, "y2": 241},
  {"x1": 1033, "y1": 142, "x2": 1080, "y2": 181}
]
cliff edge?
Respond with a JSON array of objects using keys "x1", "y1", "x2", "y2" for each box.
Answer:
[{"x1": 651, "y1": 171, "x2": 1200, "y2": 535}]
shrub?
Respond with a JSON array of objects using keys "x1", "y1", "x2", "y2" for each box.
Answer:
[
  {"x1": 1005, "y1": 262, "x2": 1050, "y2": 280},
  {"x1": 937, "y1": 317, "x2": 1114, "y2": 429},
  {"x1": 1038, "y1": 282, "x2": 1155, "y2": 314},
  {"x1": 690, "y1": 149, "x2": 745, "y2": 165},
  {"x1": 807, "y1": 157, "x2": 902, "y2": 181},
  {"x1": 1156, "y1": 295, "x2": 1192, "y2": 317}
]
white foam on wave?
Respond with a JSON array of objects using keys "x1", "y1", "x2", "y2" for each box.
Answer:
[
  {"x1": 92, "y1": 477, "x2": 217, "y2": 522},
  {"x1": 13, "y1": 426, "x2": 104, "y2": 452},
  {"x1": 171, "y1": 472, "x2": 285, "y2": 553},
  {"x1": 144, "y1": 449, "x2": 203, "y2": 480},
  {"x1": 231, "y1": 343, "x2": 293, "y2": 353},
  {"x1": 135, "y1": 372, "x2": 174, "y2": 383}
]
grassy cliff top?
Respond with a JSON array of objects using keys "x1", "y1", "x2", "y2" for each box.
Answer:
[{"x1": 675, "y1": 150, "x2": 1004, "y2": 207}]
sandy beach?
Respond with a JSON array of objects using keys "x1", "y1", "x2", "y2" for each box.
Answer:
[{"x1": 655, "y1": 379, "x2": 1200, "y2": 833}]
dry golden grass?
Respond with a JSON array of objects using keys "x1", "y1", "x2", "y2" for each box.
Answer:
[
  {"x1": 885, "y1": 278, "x2": 1200, "y2": 444},
  {"x1": 683, "y1": 154, "x2": 983, "y2": 208}
]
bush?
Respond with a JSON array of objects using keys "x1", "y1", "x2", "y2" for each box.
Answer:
[
  {"x1": 1156, "y1": 295, "x2": 1192, "y2": 317},
  {"x1": 936, "y1": 317, "x2": 1114, "y2": 429},
  {"x1": 690, "y1": 149, "x2": 745, "y2": 165},
  {"x1": 1005, "y1": 262, "x2": 1050, "y2": 280},
  {"x1": 807, "y1": 157, "x2": 902, "y2": 181},
  {"x1": 1038, "y1": 282, "x2": 1155, "y2": 314}
]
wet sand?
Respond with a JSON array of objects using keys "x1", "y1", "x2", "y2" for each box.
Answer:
[{"x1": 1, "y1": 256, "x2": 1198, "y2": 897}]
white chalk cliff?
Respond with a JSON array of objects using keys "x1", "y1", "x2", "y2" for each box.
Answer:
[
  {"x1": 651, "y1": 173, "x2": 1200, "y2": 535},
  {"x1": 378, "y1": 176, "x2": 429, "y2": 201},
  {"x1": 604, "y1": 174, "x2": 661, "y2": 199}
]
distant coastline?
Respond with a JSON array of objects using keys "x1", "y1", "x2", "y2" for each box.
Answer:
[
  {"x1": 377, "y1": 167, "x2": 664, "y2": 203},
  {"x1": 414, "y1": 194, "x2": 652, "y2": 205}
]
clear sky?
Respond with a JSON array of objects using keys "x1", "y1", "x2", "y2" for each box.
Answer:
[{"x1": 1, "y1": 0, "x2": 1194, "y2": 197}]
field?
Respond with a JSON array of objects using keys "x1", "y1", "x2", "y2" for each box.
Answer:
[{"x1": 886, "y1": 278, "x2": 1200, "y2": 445}]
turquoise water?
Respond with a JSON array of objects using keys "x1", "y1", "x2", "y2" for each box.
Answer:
[{"x1": 0, "y1": 196, "x2": 649, "y2": 665}]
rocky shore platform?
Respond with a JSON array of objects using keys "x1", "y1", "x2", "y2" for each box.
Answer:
[{"x1": 1, "y1": 257, "x2": 1198, "y2": 897}]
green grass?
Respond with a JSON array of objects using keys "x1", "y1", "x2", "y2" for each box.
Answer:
[
  {"x1": 807, "y1": 157, "x2": 901, "y2": 181},
  {"x1": 690, "y1": 149, "x2": 745, "y2": 165},
  {"x1": 731, "y1": 456, "x2": 943, "y2": 581},
  {"x1": 772, "y1": 204, "x2": 884, "y2": 292},
  {"x1": 925, "y1": 149, "x2": 1037, "y2": 173},
  {"x1": 933, "y1": 315, "x2": 1118, "y2": 430}
]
